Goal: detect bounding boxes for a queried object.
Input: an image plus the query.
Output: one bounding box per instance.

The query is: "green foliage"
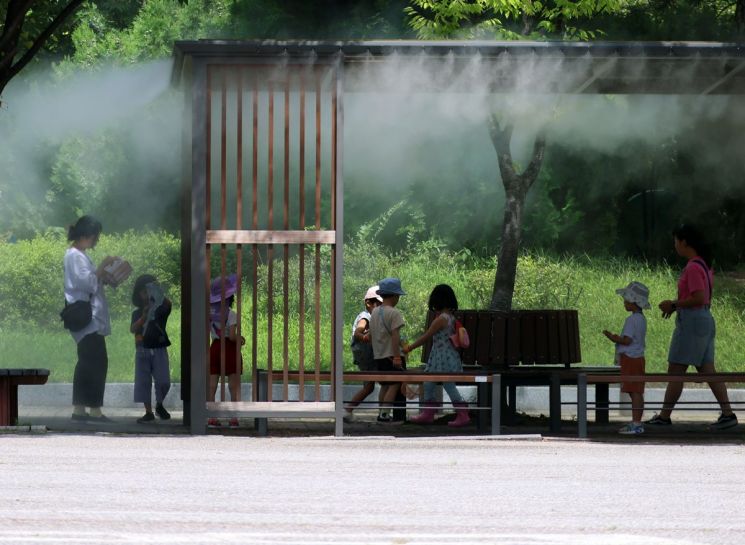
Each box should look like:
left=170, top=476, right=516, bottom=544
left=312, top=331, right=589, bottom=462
left=0, top=230, right=180, bottom=327
left=64, top=0, right=234, bottom=67
left=228, top=0, right=411, bottom=40
left=405, top=0, right=626, bottom=40
left=5, top=235, right=745, bottom=382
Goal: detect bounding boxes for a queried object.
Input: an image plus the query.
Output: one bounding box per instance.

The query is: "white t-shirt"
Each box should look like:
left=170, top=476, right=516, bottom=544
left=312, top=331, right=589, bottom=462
left=211, top=309, right=237, bottom=339
left=63, top=247, right=111, bottom=343
left=616, top=312, right=646, bottom=359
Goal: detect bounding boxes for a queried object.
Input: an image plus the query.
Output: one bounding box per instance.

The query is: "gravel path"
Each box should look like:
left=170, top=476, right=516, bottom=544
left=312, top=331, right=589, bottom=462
left=1, top=434, right=744, bottom=544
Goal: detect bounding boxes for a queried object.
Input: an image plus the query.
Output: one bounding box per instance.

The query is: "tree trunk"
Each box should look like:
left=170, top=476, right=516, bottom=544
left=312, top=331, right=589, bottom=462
left=487, top=114, right=546, bottom=311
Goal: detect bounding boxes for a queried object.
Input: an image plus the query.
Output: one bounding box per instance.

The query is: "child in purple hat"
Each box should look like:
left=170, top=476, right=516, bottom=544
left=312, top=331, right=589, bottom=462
left=208, top=274, right=243, bottom=428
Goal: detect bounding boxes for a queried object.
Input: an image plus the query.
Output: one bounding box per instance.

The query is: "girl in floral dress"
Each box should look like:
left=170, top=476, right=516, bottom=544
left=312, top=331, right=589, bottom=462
left=403, top=284, right=470, bottom=427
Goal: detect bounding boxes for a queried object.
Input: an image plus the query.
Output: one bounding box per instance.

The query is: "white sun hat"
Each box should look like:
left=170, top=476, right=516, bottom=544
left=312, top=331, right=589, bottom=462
left=615, top=281, right=651, bottom=309
left=364, top=286, right=383, bottom=303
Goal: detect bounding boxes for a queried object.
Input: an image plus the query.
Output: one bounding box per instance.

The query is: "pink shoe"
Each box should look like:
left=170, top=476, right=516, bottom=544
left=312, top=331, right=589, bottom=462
left=410, top=403, right=438, bottom=425
left=229, top=417, right=240, bottom=428
left=448, top=403, right=471, bottom=428
left=207, top=418, right=221, bottom=428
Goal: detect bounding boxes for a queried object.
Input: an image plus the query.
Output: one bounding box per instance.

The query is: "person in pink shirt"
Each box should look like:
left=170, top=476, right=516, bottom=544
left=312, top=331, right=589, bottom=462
left=646, top=224, right=737, bottom=430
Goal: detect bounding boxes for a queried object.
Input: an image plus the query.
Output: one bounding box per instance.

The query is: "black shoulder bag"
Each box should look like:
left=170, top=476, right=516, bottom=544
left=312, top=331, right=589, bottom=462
left=60, top=298, right=92, bottom=332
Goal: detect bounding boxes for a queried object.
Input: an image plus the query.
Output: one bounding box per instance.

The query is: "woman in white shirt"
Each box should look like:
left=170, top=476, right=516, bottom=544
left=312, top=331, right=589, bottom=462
left=64, top=216, right=115, bottom=422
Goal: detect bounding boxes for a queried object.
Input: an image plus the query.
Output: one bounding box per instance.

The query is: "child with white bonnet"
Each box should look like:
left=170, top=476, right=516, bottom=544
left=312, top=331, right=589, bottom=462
left=602, top=281, right=650, bottom=435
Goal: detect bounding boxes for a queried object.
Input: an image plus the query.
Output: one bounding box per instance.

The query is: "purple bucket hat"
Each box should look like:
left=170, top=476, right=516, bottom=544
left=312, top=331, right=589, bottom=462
left=209, top=274, right=238, bottom=303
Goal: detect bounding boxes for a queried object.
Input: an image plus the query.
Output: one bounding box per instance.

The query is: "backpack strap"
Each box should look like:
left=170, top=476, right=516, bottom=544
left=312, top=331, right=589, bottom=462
left=691, top=258, right=713, bottom=301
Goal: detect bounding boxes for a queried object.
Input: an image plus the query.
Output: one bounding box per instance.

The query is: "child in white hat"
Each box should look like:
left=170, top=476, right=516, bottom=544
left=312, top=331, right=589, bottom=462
left=344, top=286, right=383, bottom=423
left=602, top=281, right=650, bottom=435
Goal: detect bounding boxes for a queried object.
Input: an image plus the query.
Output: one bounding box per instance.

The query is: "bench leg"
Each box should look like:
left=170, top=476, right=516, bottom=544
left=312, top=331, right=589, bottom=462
left=549, top=373, right=561, bottom=433
left=491, top=374, right=501, bottom=436
left=595, top=383, right=610, bottom=424
left=255, top=371, right=268, bottom=436
left=0, top=379, right=12, bottom=426
left=577, top=374, right=587, bottom=438
left=477, top=383, right=488, bottom=433
left=507, top=384, right=517, bottom=420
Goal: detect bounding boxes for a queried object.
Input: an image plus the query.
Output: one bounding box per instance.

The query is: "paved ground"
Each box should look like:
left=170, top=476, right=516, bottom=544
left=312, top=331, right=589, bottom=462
left=1, top=431, right=744, bottom=545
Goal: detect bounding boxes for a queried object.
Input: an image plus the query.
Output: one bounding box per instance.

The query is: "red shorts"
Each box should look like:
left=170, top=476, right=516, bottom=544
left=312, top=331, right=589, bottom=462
left=209, top=338, right=243, bottom=376
left=619, top=354, right=645, bottom=394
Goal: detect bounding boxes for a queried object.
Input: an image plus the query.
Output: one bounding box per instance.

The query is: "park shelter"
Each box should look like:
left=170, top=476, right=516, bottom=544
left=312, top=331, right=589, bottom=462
left=172, top=40, right=745, bottom=435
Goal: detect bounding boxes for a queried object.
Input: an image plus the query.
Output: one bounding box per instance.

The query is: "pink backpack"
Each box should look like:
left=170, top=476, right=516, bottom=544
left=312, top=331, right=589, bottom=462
left=449, top=317, right=470, bottom=349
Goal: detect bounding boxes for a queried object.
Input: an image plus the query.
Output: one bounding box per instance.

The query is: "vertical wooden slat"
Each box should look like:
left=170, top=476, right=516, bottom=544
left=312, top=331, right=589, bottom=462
left=236, top=69, right=244, bottom=399
left=298, top=75, right=306, bottom=400
left=219, top=68, right=228, bottom=402
left=558, top=310, right=570, bottom=366
left=535, top=312, right=548, bottom=364
left=572, top=310, right=582, bottom=362
left=476, top=312, right=493, bottom=366
left=461, top=310, right=478, bottom=364
left=282, top=75, right=290, bottom=401
left=251, top=74, right=259, bottom=401
left=314, top=73, right=322, bottom=401
left=547, top=311, right=560, bottom=364
left=506, top=314, right=521, bottom=365
left=520, top=311, right=536, bottom=365
left=267, top=81, right=274, bottom=402
left=205, top=66, right=213, bottom=400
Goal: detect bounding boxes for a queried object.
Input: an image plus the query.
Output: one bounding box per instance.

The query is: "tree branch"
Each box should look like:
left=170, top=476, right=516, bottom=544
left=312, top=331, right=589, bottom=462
left=487, top=113, right=517, bottom=183
left=521, top=133, right=547, bottom=184
left=2, top=0, right=84, bottom=84
left=0, top=0, right=35, bottom=53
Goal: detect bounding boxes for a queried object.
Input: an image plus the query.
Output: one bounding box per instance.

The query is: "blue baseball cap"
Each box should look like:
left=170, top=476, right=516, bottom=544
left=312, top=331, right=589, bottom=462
left=376, top=277, right=406, bottom=296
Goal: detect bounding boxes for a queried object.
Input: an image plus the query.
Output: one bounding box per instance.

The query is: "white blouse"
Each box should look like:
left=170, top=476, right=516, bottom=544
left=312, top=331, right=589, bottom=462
left=63, top=247, right=111, bottom=342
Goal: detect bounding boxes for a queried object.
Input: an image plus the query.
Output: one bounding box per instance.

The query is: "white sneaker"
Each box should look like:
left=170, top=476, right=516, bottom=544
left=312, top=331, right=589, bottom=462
left=618, top=422, right=644, bottom=435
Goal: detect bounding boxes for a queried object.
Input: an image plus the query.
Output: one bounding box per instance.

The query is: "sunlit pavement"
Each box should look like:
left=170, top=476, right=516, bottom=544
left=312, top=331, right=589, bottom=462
left=1, top=433, right=744, bottom=545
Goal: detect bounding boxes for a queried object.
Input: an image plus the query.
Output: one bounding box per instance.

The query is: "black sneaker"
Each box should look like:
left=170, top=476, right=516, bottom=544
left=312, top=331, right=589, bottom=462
left=710, top=413, right=738, bottom=431
left=137, top=412, right=155, bottom=423
left=155, top=403, right=171, bottom=420
left=376, top=414, right=392, bottom=423
left=89, top=414, right=114, bottom=423
left=71, top=413, right=89, bottom=422
left=645, top=414, right=672, bottom=426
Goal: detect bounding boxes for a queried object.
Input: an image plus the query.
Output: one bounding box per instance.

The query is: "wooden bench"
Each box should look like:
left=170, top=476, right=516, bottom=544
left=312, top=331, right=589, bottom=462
left=0, top=369, right=50, bottom=426
left=422, top=309, right=582, bottom=367
left=242, top=369, right=502, bottom=435
left=244, top=367, right=620, bottom=435
left=576, top=372, right=745, bottom=438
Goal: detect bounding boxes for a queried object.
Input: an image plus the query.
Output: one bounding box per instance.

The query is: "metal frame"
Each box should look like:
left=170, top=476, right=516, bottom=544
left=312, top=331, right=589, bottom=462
left=174, top=40, right=745, bottom=436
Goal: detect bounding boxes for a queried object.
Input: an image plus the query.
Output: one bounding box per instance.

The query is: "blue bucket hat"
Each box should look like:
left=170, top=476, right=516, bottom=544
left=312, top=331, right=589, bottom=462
left=376, top=277, right=406, bottom=296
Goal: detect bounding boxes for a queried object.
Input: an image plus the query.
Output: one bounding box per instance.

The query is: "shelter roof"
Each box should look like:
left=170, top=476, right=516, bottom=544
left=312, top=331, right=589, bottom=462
left=173, top=40, right=745, bottom=94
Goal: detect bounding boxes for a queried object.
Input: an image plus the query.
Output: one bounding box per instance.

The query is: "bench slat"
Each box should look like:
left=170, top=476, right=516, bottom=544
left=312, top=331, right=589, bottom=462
left=207, top=401, right=336, bottom=418
left=586, top=373, right=745, bottom=384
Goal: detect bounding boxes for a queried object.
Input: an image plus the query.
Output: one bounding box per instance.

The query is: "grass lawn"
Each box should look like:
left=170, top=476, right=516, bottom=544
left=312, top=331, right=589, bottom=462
left=2, top=253, right=744, bottom=383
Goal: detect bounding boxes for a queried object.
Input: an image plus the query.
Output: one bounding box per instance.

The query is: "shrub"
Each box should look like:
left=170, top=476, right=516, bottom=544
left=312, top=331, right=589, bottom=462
left=0, top=230, right=180, bottom=327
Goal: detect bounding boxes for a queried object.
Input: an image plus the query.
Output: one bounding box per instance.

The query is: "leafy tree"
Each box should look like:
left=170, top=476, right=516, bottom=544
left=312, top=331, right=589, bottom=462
left=229, top=0, right=411, bottom=39
left=406, top=0, right=626, bottom=310
left=0, top=0, right=86, bottom=102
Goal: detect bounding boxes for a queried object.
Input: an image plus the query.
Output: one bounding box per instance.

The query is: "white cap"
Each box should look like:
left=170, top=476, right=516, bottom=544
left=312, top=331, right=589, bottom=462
left=364, top=286, right=383, bottom=303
